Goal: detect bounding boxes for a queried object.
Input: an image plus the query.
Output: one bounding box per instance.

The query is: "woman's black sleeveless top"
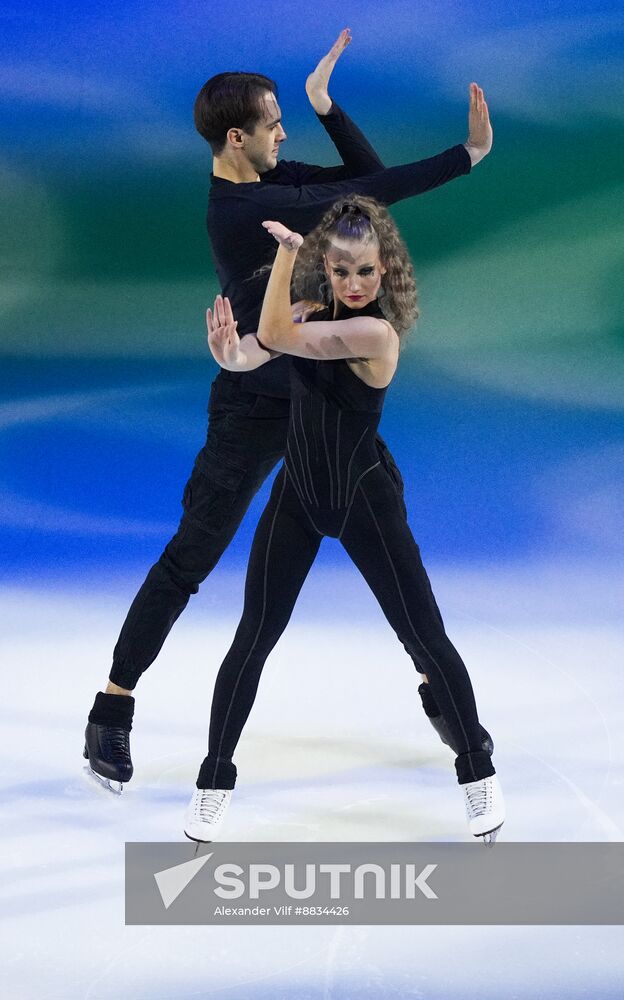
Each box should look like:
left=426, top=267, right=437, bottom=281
left=285, top=298, right=388, bottom=513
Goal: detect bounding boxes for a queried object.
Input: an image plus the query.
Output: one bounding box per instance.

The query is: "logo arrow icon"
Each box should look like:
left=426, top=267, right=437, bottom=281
left=154, top=853, right=213, bottom=909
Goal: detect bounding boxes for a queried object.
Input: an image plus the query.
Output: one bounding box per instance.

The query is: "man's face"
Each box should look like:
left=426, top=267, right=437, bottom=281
left=242, top=92, right=287, bottom=174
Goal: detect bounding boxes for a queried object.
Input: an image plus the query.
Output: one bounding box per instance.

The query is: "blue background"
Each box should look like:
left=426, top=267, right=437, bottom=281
left=1, top=0, right=622, bottom=579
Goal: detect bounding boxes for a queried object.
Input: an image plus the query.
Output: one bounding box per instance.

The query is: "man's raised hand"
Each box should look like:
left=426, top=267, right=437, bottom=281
left=464, top=83, right=493, bottom=166
left=305, top=28, right=352, bottom=116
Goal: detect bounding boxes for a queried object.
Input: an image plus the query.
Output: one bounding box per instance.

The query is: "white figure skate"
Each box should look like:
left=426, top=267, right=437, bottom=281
left=463, top=774, right=505, bottom=846
left=184, top=788, right=232, bottom=842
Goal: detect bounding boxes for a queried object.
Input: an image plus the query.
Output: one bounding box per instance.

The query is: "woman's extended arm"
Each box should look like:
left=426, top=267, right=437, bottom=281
left=255, top=226, right=303, bottom=350
left=207, top=296, right=280, bottom=371
left=257, top=221, right=393, bottom=361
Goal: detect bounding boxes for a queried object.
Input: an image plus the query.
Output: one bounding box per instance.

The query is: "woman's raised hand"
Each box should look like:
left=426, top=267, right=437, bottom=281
left=206, top=294, right=244, bottom=369
left=262, top=220, right=304, bottom=251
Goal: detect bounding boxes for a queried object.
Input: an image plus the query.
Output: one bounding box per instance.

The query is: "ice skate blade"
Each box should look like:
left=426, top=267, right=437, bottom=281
left=476, top=824, right=503, bottom=847
left=83, top=763, right=123, bottom=795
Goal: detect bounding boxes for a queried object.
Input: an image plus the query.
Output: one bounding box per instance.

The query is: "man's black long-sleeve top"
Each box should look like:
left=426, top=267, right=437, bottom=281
left=206, top=102, right=471, bottom=396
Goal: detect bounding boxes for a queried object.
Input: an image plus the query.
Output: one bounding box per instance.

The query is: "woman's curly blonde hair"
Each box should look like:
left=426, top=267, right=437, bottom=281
left=291, top=195, right=418, bottom=340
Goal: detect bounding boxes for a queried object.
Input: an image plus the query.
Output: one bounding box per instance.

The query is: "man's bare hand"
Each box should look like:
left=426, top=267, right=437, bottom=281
left=305, top=28, right=352, bottom=116
left=464, top=82, right=493, bottom=167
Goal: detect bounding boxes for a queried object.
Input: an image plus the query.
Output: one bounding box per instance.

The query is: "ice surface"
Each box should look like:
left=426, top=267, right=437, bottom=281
left=1, top=563, right=623, bottom=999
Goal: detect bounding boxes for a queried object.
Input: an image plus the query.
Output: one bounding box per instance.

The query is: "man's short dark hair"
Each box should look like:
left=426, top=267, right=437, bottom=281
left=194, top=72, right=278, bottom=155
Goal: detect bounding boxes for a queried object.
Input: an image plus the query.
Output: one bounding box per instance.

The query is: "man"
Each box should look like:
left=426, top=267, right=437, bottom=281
left=84, top=29, right=493, bottom=792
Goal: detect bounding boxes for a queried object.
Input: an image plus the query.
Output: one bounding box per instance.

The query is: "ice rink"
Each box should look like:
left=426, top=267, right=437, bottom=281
left=2, top=556, right=623, bottom=998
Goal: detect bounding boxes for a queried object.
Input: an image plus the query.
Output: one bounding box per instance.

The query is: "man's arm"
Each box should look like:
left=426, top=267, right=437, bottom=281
left=296, top=102, right=385, bottom=183
left=264, top=29, right=385, bottom=187
left=244, top=143, right=471, bottom=234
left=305, top=28, right=385, bottom=179
left=243, top=83, right=491, bottom=233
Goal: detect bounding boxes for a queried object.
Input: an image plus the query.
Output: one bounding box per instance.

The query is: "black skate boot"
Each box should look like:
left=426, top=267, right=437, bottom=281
left=418, top=683, right=494, bottom=756
left=83, top=692, right=134, bottom=794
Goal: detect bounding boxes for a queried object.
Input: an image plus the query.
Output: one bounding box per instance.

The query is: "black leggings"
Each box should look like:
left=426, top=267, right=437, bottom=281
left=198, top=463, right=494, bottom=789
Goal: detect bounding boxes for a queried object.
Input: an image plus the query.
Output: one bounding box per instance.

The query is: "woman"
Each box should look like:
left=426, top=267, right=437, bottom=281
left=184, top=197, right=504, bottom=844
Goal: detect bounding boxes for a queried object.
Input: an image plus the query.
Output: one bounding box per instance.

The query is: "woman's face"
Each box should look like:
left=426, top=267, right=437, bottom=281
left=323, top=237, right=386, bottom=310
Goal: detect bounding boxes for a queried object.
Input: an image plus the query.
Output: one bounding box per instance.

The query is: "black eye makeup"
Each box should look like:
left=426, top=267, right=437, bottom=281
left=331, top=267, right=376, bottom=277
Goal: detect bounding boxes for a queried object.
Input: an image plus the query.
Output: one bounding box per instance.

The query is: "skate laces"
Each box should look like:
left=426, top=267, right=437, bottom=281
left=102, top=727, right=131, bottom=762
left=195, top=789, right=228, bottom=821
left=464, top=778, right=492, bottom=817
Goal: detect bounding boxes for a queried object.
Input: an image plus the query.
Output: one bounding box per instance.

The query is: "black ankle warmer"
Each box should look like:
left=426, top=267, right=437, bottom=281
left=197, top=755, right=237, bottom=790
left=455, top=750, right=495, bottom=785
left=88, top=691, right=135, bottom=731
